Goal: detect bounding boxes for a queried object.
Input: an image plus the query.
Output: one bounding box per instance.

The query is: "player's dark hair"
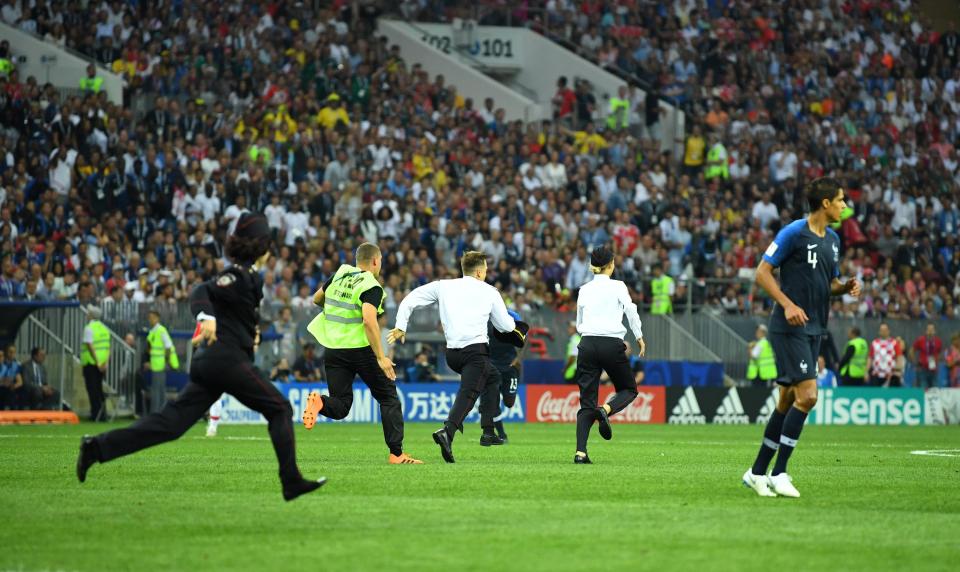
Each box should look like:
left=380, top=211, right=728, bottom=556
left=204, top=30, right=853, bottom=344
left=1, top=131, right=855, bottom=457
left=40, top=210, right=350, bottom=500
left=851, top=327, right=861, bottom=336
left=806, top=177, right=842, bottom=212
left=225, top=234, right=271, bottom=265
left=30, top=347, right=42, bottom=358
left=461, top=251, right=487, bottom=276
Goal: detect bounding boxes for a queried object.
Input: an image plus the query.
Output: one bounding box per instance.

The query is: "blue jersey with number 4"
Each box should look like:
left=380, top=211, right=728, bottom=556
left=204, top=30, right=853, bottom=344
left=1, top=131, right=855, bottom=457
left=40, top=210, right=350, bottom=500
left=762, top=219, right=840, bottom=335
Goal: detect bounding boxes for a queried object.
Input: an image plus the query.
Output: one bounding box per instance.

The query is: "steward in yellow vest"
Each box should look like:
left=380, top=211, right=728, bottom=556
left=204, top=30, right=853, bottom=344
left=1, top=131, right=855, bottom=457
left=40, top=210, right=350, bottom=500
left=81, top=305, right=111, bottom=421
left=650, top=264, right=674, bottom=315
left=563, top=322, right=581, bottom=382
left=146, top=309, right=179, bottom=413
left=304, top=242, right=421, bottom=464
left=748, top=324, right=778, bottom=384
left=839, top=327, right=868, bottom=385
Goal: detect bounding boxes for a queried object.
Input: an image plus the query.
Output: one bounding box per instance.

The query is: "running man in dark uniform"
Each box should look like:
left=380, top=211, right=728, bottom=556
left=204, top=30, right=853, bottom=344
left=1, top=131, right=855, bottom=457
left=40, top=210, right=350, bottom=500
left=743, top=178, right=861, bottom=498
left=76, top=213, right=325, bottom=501
left=478, top=309, right=524, bottom=445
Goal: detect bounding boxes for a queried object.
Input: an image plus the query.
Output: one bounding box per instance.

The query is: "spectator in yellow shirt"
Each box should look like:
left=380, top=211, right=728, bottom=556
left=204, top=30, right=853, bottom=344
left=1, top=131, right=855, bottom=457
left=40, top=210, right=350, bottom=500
left=563, top=123, right=608, bottom=155
left=264, top=104, right=297, bottom=144
left=412, top=139, right=434, bottom=181
left=683, top=124, right=705, bottom=176
left=317, top=93, right=350, bottom=131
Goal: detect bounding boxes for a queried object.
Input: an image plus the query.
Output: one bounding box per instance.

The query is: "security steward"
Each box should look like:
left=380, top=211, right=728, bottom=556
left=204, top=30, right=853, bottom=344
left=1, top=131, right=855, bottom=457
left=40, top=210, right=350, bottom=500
left=477, top=308, right=525, bottom=445
left=77, top=213, right=325, bottom=501
left=301, top=242, right=422, bottom=465
left=389, top=251, right=529, bottom=463
left=145, top=309, right=179, bottom=413
left=81, top=305, right=111, bottom=422
left=838, top=326, right=868, bottom=386
left=747, top=324, right=777, bottom=386
left=573, top=246, right=646, bottom=464
left=562, top=321, right=581, bottom=383
left=650, top=263, right=674, bottom=315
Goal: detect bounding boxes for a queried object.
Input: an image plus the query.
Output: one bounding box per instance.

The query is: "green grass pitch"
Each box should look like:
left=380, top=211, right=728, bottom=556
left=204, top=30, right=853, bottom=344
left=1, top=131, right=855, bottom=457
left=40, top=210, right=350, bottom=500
left=3, top=422, right=958, bottom=571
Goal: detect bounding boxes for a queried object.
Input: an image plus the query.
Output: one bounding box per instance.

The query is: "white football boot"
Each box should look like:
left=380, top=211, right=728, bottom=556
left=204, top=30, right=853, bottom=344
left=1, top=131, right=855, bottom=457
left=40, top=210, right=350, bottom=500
left=742, top=469, right=777, bottom=497
left=768, top=473, right=800, bottom=498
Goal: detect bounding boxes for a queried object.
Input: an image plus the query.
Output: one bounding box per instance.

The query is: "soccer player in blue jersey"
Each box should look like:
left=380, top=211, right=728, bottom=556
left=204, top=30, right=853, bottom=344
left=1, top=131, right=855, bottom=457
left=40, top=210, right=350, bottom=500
left=743, top=178, right=861, bottom=498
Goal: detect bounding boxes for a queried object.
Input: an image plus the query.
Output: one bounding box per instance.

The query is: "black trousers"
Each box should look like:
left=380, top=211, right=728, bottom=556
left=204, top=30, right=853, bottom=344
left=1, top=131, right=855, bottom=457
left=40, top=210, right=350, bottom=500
left=83, top=364, right=107, bottom=421
left=318, top=346, right=404, bottom=456
left=479, top=365, right=519, bottom=421
left=22, top=385, right=61, bottom=410
left=575, top=336, right=639, bottom=452
left=445, top=344, right=500, bottom=433
left=94, top=346, right=303, bottom=487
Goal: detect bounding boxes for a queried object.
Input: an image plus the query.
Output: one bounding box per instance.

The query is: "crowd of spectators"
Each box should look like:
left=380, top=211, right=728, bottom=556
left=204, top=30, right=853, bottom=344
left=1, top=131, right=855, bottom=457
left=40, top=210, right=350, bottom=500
left=0, top=0, right=959, bottom=343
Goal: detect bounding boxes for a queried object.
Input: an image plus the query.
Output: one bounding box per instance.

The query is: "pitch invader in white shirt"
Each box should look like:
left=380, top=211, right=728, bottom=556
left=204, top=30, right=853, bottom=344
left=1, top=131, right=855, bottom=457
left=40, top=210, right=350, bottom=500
left=389, top=252, right=529, bottom=463
left=572, top=247, right=646, bottom=464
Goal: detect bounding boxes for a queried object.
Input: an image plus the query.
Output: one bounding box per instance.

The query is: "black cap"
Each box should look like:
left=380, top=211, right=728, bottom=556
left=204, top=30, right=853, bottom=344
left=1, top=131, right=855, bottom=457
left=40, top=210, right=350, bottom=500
left=234, top=212, right=270, bottom=240
left=590, top=246, right=613, bottom=268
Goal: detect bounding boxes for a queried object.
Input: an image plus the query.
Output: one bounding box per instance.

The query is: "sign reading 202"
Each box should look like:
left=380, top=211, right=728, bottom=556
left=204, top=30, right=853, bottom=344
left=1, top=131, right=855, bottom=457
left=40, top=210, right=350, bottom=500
left=421, top=34, right=515, bottom=59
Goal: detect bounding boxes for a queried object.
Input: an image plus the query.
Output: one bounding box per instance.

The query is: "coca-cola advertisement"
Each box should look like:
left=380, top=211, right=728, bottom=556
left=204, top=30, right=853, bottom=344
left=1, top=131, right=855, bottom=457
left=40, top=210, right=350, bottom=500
left=526, top=385, right=666, bottom=424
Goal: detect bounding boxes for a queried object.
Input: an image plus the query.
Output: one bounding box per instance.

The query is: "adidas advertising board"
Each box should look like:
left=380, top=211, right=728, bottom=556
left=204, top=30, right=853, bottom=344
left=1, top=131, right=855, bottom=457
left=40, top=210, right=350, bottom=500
left=665, top=387, right=782, bottom=424
left=808, top=388, right=925, bottom=426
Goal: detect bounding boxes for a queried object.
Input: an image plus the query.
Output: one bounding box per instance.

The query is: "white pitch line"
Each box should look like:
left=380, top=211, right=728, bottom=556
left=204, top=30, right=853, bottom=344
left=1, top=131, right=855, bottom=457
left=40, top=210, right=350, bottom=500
left=910, top=449, right=960, bottom=458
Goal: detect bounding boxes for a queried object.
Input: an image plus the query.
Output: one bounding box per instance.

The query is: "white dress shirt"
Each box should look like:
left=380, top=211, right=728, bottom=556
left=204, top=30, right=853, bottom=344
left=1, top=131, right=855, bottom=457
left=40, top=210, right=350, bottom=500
left=394, top=277, right=516, bottom=349
left=576, top=274, right=643, bottom=340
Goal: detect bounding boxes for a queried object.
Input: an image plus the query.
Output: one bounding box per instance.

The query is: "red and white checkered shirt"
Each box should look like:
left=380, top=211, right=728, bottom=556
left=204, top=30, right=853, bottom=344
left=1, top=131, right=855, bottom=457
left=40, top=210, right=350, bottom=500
left=869, top=337, right=901, bottom=378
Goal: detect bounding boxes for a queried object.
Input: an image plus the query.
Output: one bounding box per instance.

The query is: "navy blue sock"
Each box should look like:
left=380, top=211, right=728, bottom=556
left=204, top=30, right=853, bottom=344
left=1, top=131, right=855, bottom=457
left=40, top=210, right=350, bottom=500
left=772, top=407, right=808, bottom=476
left=751, top=409, right=786, bottom=475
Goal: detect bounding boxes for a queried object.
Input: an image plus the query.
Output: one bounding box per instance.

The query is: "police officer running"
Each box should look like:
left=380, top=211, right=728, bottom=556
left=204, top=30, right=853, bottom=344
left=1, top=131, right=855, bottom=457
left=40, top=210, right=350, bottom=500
left=145, top=309, right=179, bottom=413
left=77, top=213, right=325, bottom=501
left=301, top=242, right=422, bottom=465
left=572, top=246, right=645, bottom=464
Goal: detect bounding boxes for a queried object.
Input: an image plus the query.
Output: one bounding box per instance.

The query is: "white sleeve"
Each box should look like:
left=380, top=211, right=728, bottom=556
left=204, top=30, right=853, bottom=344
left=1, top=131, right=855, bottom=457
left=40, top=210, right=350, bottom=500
left=83, top=326, right=94, bottom=344
left=196, top=312, right=216, bottom=321
left=750, top=344, right=763, bottom=359
left=162, top=331, right=174, bottom=349
left=619, top=283, right=644, bottom=340
left=394, top=281, right=441, bottom=331
left=489, top=288, right=516, bottom=333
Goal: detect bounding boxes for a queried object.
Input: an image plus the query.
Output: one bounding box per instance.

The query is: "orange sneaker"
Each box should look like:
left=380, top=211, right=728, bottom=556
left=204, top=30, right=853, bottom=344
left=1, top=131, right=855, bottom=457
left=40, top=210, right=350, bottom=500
left=302, top=390, right=324, bottom=430
left=388, top=452, right=424, bottom=464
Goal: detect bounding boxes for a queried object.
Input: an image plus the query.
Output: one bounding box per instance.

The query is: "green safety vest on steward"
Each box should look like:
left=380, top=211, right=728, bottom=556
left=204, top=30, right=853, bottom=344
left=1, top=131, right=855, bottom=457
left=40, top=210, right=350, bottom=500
left=147, top=324, right=179, bottom=372
left=0, top=58, right=13, bottom=77
left=606, top=97, right=630, bottom=130
left=307, top=264, right=385, bottom=349
left=563, top=333, right=582, bottom=381
left=747, top=337, right=777, bottom=381
left=650, top=275, right=674, bottom=315
left=705, top=143, right=729, bottom=180
left=841, top=337, right=868, bottom=378
left=79, top=75, right=103, bottom=93
left=81, top=320, right=110, bottom=366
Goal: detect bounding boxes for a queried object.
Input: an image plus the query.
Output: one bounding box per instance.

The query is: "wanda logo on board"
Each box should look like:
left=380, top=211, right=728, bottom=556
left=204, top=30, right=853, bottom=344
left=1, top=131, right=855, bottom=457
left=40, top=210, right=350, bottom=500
left=527, top=385, right=666, bottom=424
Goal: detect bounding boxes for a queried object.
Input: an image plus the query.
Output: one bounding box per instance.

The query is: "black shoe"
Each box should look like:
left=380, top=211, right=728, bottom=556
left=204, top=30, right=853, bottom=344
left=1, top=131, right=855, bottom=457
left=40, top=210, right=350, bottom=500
left=480, top=433, right=505, bottom=447
left=596, top=407, right=612, bottom=440
left=77, top=436, right=99, bottom=483
left=494, top=420, right=508, bottom=442
left=282, top=477, right=327, bottom=501
left=432, top=428, right=455, bottom=463
left=573, top=454, right=593, bottom=464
